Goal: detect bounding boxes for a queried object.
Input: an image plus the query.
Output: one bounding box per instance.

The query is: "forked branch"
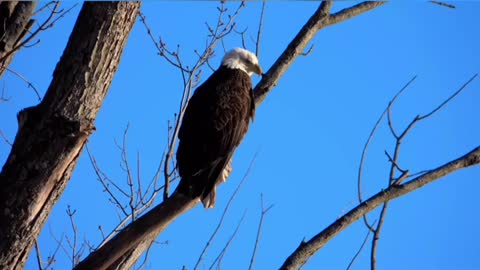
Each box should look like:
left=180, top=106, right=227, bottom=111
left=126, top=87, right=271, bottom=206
left=280, top=145, right=480, bottom=270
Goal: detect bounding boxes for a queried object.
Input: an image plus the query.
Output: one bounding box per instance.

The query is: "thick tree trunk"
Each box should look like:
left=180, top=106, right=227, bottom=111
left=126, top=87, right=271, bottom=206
left=0, top=2, right=140, bottom=269
left=0, top=1, right=37, bottom=78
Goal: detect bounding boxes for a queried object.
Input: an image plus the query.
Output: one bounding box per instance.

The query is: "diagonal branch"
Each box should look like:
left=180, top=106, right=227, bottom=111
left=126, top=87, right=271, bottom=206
left=279, top=146, right=480, bottom=270
left=254, top=1, right=385, bottom=105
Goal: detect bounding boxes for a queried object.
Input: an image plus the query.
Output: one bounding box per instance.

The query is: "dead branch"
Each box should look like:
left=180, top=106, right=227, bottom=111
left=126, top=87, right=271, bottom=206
left=357, top=77, right=417, bottom=231
left=430, top=1, right=456, bottom=9
left=368, top=74, right=477, bottom=270
left=280, top=146, right=480, bottom=270
left=73, top=192, right=197, bottom=270
left=254, top=1, right=385, bottom=105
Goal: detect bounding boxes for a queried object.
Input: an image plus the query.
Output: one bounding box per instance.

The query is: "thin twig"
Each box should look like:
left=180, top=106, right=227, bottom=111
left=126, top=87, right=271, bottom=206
left=209, top=211, right=247, bottom=270
left=255, top=0, right=266, bottom=57
left=0, top=83, right=10, bottom=103
left=0, top=2, right=77, bottom=62
left=300, top=44, right=314, bottom=56
left=0, top=129, right=12, bottom=146
left=134, top=242, right=153, bottom=270
left=1, top=67, right=41, bottom=100
left=420, top=74, right=477, bottom=120
left=346, top=221, right=376, bottom=270
left=86, top=145, right=129, bottom=216
left=249, top=194, right=274, bottom=270
left=429, top=1, right=456, bottom=9
left=66, top=206, right=79, bottom=267
left=34, top=240, right=43, bottom=270
left=49, top=228, right=69, bottom=265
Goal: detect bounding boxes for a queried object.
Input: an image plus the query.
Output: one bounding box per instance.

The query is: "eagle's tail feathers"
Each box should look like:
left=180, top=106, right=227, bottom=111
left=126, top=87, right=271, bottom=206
left=200, top=156, right=233, bottom=209
left=201, top=187, right=216, bottom=208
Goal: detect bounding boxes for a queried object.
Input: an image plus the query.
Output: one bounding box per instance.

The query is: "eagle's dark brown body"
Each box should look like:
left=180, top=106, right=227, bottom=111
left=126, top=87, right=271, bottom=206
left=176, top=65, right=255, bottom=208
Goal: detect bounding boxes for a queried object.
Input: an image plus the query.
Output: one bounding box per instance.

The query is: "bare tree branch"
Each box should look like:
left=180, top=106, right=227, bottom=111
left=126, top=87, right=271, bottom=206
left=34, top=241, right=43, bottom=270
left=368, top=73, right=477, bottom=270
left=255, top=0, right=266, bottom=57
left=357, top=76, right=417, bottom=232
left=430, top=1, right=456, bottom=9
left=420, top=74, right=477, bottom=120
left=254, top=1, right=385, bottom=105
left=74, top=192, right=197, bottom=270
left=280, top=145, right=480, bottom=270
left=326, top=2, right=385, bottom=27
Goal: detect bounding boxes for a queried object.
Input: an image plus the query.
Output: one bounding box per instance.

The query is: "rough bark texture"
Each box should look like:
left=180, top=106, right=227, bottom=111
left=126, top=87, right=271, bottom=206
left=0, top=2, right=140, bottom=269
left=0, top=1, right=37, bottom=78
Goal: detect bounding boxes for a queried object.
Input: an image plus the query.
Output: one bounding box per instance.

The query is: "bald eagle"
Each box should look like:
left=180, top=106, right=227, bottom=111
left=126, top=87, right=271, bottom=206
left=175, top=48, right=262, bottom=208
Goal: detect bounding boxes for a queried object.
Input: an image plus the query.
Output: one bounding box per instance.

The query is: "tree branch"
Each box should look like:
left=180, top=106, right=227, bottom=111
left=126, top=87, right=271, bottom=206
left=280, top=146, right=480, bottom=270
left=73, top=192, right=197, bottom=270
left=254, top=1, right=385, bottom=105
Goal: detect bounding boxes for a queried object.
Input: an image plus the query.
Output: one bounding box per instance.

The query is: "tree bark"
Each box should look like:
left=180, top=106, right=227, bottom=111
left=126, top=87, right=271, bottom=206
left=0, top=1, right=37, bottom=78
left=0, top=2, right=140, bottom=269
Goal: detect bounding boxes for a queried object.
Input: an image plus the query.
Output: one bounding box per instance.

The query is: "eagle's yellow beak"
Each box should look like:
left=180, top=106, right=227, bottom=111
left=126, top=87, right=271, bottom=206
left=252, top=63, right=263, bottom=76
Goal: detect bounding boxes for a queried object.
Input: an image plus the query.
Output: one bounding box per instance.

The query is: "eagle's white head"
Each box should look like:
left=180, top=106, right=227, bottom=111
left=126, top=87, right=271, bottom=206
left=221, top=48, right=263, bottom=77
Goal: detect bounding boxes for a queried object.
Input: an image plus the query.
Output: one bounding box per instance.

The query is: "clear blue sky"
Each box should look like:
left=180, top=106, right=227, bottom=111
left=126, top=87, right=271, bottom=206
left=0, top=1, right=479, bottom=269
